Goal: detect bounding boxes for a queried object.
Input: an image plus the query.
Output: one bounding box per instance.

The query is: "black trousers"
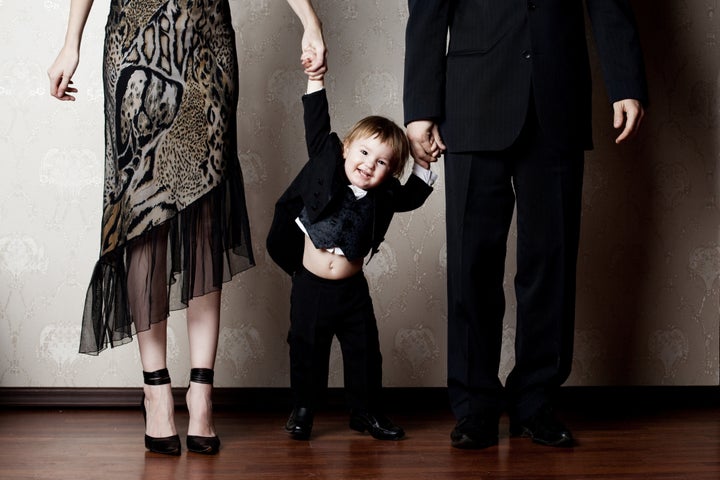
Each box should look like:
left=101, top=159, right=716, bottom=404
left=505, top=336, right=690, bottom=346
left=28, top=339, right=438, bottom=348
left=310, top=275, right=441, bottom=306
left=288, top=267, right=383, bottom=411
left=444, top=106, right=585, bottom=422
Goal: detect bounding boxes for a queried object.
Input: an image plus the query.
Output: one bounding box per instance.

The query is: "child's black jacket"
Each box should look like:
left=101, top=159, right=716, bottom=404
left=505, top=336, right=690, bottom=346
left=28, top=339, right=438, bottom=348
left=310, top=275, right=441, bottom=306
left=266, top=89, right=433, bottom=276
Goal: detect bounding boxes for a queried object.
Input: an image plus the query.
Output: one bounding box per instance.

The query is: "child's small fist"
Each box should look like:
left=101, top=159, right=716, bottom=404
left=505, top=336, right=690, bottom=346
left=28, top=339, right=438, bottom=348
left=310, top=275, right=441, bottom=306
left=301, top=48, right=315, bottom=68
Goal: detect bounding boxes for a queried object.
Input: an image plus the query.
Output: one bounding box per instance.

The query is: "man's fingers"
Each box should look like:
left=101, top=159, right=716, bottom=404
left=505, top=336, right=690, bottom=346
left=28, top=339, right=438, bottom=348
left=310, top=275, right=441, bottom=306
left=432, top=125, right=446, bottom=151
left=615, top=124, right=632, bottom=144
left=615, top=108, right=643, bottom=144
left=613, top=99, right=644, bottom=144
left=410, top=140, right=435, bottom=164
left=407, top=120, right=444, bottom=162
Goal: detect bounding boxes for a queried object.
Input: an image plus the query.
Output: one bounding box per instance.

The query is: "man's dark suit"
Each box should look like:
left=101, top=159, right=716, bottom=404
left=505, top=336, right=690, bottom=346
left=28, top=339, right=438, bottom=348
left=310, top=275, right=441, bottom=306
left=403, top=0, right=648, bottom=428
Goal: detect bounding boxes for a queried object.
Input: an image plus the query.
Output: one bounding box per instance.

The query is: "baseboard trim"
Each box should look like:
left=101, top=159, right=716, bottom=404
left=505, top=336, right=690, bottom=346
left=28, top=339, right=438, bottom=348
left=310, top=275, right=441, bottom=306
left=0, top=387, right=448, bottom=411
left=1, top=386, right=718, bottom=411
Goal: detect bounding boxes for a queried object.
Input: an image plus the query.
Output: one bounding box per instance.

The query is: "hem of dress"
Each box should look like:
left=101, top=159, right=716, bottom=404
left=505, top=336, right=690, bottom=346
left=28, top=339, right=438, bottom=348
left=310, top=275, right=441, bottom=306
left=78, top=178, right=255, bottom=356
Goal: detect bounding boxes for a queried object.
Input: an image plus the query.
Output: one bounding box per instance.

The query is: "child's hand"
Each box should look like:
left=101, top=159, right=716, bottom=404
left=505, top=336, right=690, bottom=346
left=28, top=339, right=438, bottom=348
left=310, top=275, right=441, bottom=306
left=413, top=157, right=431, bottom=170
left=301, top=48, right=314, bottom=69
left=301, top=47, right=325, bottom=81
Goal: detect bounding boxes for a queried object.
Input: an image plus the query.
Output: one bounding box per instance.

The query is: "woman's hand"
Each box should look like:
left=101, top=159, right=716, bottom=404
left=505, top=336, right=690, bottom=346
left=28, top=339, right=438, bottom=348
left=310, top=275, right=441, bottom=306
left=300, top=25, right=327, bottom=81
left=48, top=48, right=80, bottom=101
left=285, top=1, right=327, bottom=80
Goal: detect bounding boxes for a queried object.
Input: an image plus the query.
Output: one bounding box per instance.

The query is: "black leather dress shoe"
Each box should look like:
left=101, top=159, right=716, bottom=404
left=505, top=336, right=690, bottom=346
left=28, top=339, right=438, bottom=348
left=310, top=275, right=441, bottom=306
left=285, top=407, right=313, bottom=440
left=349, top=409, right=405, bottom=440
left=510, top=405, right=575, bottom=447
left=450, top=413, right=499, bottom=449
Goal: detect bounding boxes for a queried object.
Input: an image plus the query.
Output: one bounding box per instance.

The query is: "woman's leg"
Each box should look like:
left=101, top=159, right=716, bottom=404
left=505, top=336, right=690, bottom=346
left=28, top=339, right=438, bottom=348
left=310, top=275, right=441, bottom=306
left=127, top=226, right=176, bottom=440
left=186, top=290, right=221, bottom=438
left=137, top=323, right=177, bottom=439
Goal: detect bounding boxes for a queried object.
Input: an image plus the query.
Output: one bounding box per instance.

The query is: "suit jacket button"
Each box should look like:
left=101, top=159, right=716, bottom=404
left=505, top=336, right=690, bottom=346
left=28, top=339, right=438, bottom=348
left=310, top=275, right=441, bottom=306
left=528, top=2, right=536, bottom=10
left=522, top=50, right=532, bottom=59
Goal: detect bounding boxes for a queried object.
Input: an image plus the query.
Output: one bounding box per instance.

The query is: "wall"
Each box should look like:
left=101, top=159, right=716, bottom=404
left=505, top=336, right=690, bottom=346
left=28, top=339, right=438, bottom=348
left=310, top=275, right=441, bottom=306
left=0, top=0, right=716, bottom=389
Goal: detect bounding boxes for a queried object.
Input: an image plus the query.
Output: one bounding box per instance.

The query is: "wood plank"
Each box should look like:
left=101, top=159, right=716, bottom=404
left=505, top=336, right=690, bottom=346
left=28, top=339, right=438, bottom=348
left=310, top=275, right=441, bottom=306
left=0, top=407, right=718, bottom=479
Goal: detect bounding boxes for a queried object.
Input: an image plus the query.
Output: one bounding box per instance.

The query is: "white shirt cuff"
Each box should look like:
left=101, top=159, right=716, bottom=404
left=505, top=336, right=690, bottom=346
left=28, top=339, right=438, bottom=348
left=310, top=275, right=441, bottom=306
left=412, top=164, right=438, bottom=186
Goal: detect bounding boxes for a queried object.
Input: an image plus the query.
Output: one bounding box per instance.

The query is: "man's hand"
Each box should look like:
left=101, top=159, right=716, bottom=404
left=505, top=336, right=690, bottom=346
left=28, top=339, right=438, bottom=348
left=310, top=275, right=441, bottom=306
left=613, top=99, right=644, bottom=144
left=406, top=120, right=446, bottom=168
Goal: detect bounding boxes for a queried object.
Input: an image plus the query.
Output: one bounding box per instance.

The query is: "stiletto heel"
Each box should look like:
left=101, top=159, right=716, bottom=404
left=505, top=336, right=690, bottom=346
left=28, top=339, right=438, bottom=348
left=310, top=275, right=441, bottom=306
left=142, top=368, right=181, bottom=456
left=186, top=368, right=220, bottom=454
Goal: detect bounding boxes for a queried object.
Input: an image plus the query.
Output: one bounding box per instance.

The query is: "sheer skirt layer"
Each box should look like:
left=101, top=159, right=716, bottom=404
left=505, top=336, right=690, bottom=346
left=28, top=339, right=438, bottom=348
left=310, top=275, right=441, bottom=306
left=79, top=172, right=254, bottom=355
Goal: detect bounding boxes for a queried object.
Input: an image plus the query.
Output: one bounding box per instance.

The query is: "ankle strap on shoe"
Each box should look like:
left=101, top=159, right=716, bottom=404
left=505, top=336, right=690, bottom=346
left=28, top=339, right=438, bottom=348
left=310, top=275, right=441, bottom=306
left=189, top=368, right=214, bottom=385
left=143, top=368, right=171, bottom=386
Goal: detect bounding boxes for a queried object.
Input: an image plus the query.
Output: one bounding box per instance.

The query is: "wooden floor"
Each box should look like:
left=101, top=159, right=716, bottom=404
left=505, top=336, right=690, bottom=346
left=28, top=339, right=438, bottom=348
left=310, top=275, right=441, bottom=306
left=1, top=406, right=719, bottom=480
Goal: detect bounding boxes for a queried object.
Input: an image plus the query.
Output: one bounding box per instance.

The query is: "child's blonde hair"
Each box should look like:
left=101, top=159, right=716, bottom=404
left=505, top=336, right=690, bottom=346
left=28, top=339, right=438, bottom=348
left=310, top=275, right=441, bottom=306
left=343, top=116, right=410, bottom=178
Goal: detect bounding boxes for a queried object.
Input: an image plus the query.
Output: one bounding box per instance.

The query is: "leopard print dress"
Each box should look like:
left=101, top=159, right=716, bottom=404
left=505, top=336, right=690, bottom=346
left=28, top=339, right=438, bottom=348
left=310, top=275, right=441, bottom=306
left=80, top=0, right=254, bottom=354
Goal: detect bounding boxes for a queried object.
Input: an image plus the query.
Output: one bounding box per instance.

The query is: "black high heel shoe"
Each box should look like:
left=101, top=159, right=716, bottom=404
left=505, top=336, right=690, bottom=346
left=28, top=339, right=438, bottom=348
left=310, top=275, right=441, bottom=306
left=186, top=368, right=220, bottom=454
left=141, top=368, right=181, bottom=456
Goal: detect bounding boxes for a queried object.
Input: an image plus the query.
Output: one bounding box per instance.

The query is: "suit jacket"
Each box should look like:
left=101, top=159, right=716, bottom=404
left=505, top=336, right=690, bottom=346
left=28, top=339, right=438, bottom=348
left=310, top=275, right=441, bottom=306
left=403, top=0, right=649, bottom=152
left=267, top=89, right=433, bottom=276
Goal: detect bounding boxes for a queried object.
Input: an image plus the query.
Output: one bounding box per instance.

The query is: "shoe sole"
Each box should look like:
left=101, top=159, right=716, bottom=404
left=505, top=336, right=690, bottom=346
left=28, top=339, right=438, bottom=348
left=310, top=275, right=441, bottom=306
left=350, top=420, right=404, bottom=441
left=450, top=433, right=498, bottom=449
left=285, top=427, right=311, bottom=440
left=511, top=427, right=575, bottom=447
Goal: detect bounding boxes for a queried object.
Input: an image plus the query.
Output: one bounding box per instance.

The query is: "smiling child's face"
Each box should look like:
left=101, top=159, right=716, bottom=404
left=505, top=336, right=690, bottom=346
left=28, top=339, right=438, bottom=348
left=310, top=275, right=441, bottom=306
left=343, top=134, right=395, bottom=190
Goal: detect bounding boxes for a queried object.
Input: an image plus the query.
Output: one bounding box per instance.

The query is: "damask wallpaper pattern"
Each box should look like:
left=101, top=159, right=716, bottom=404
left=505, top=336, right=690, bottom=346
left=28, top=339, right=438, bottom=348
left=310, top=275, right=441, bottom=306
left=0, top=0, right=717, bottom=388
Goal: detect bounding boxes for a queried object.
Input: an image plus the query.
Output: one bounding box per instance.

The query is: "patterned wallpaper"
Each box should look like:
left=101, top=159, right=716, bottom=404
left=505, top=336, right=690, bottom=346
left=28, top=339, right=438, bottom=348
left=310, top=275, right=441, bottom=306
left=0, top=0, right=717, bottom=389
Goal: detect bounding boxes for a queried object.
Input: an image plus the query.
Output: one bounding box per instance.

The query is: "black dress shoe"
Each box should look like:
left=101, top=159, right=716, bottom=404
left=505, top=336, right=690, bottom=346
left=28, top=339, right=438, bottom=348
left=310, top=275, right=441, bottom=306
left=450, top=413, right=499, bottom=449
left=285, top=407, right=313, bottom=440
left=510, top=405, right=575, bottom=447
left=349, top=409, right=405, bottom=440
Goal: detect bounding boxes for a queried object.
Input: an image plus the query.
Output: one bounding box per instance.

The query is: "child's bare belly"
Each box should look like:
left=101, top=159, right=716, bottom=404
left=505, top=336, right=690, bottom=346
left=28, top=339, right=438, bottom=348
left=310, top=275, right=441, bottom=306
left=302, top=236, right=363, bottom=280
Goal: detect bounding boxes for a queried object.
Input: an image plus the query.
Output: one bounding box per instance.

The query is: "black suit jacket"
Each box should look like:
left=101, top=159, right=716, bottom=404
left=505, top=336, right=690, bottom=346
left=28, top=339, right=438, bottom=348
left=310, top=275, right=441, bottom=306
left=267, top=89, right=433, bottom=276
left=403, top=0, right=649, bottom=152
